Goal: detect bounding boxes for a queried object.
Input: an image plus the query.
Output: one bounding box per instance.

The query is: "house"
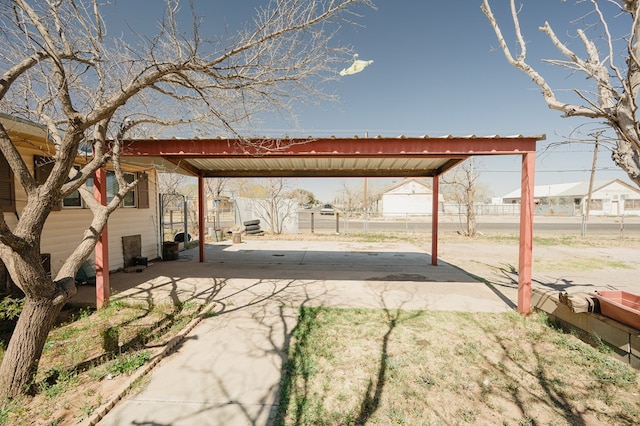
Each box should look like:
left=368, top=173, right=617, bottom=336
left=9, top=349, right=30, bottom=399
left=0, top=114, right=161, bottom=284
left=500, top=179, right=640, bottom=216
left=381, top=178, right=444, bottom=216
left=209, top=194, right=232, bottom=213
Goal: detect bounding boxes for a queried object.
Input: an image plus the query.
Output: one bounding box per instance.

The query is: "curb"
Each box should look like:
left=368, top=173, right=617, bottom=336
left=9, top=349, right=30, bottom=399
left=81, top=300, right=218, bottom=426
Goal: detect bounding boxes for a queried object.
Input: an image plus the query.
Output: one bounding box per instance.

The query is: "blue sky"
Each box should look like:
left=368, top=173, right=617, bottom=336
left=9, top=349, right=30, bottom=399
left=105, top=1, right=632, bottom=202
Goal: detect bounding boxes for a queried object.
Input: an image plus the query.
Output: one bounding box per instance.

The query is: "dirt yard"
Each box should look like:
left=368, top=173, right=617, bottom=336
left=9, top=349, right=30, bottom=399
left=435, top=233, right=640, bottom=306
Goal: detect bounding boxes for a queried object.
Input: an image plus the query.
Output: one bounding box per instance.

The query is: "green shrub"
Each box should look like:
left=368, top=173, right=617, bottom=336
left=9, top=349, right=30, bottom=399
left=0, top=297, right=23, bottom=321
left=107, top=351, right=151, bottom=376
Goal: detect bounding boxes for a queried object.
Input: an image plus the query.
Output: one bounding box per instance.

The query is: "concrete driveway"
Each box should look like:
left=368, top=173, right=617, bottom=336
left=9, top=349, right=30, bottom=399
left=91, top=239, right=513, bottom=425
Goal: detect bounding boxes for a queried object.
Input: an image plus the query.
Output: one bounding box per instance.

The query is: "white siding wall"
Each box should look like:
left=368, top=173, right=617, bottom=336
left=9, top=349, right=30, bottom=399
left=590, top=181, right=640, bottom=216
left=382, top=180, right=434, bottom=216
left=382, top=193, right=433, bottom=216
left=40, top=190, right=159, bottom=275
left=4, top=145, right=160, bottom=277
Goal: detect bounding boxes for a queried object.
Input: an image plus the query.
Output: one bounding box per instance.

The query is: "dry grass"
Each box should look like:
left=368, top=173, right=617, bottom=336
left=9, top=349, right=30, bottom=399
left=2, top=230, right=640, bottom=425
left=276, top=307, right=640, bottom=425
left=0, top=299, right=202, bottom=426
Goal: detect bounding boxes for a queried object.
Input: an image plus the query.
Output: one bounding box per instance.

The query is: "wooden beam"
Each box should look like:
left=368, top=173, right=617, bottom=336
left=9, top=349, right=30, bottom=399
left=518, top=152, right=536, bottom=315
left=94, top=168, right=109, bottom=309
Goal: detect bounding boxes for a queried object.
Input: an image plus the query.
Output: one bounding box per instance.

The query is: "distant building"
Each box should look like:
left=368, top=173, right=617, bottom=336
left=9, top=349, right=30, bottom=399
left=207, top=194, right=232, bottom=212
left=381, top=178, right=444, bottom=216
left=500, top=179, right=640, bottom=216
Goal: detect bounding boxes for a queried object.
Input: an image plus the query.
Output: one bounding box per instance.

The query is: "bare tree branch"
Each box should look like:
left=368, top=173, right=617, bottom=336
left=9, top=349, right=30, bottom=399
left=0, top=0, right=374, bottom=398
left=482, top=0, right=640, bottom=186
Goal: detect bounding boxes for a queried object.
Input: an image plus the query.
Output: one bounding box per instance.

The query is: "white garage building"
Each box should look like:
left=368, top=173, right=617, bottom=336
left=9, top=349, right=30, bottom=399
left=381, top=178, right=444, bottom=216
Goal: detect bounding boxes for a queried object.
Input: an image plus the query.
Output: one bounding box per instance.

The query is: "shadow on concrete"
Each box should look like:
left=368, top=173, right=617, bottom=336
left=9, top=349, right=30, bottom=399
left=84, top=240, right=518, bottom=426
left=70, top=241, right=480, bottom=309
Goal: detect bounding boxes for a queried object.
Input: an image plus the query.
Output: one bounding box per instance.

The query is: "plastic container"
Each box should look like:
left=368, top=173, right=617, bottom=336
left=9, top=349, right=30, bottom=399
left=591, top=291, right=640, bottom=330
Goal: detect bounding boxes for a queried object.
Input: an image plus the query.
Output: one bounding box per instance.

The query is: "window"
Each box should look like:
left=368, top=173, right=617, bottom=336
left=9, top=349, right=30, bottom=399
left=122, top=173, right=136, bottom=207
left=589, top=199, right=603, bottom=210
left=63, top=189, right=83, bottom=208
left=62, top=166, right=83, bottom=208
left=625, top=199, right=640, bottom=210
left=104, top=171, right=135, bottom=207
left=0, top=151, right=15, bottom=212
left=85, top=171, right=148, bottom=209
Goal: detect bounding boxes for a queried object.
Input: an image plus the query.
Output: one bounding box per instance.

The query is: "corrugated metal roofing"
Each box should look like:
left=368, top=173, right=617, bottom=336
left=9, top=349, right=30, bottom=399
left=120, top=134, right=543, bottom=178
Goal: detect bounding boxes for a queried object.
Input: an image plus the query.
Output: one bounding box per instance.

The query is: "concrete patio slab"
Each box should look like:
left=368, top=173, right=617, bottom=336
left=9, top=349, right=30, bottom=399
left=87, top=240, right=513, bottom=425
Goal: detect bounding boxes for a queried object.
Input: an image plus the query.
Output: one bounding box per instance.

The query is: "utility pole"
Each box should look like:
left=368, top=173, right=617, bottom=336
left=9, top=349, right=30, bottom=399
left=586, top=132, right=601, bottom=220
left=582, top=131, right=601, bottom=237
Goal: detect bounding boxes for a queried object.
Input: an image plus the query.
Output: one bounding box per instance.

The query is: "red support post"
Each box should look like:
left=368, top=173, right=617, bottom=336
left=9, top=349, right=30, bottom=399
left=518, top=152, right=536, bottom=315
left=94, top=168, right=110, bottom=309
left=431, top=174, right=439, bottom=266
left=198, top=174, right=205, bottom=262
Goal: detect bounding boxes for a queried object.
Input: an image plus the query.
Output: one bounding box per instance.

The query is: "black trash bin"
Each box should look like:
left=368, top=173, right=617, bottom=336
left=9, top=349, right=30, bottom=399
left=162, top=241, right=179, bottom=261
left=173, top=232, right=192, bottom=243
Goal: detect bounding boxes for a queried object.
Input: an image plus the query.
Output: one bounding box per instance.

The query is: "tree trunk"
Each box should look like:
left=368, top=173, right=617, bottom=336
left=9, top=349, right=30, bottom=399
left=0, top=296, right=63, bottom=398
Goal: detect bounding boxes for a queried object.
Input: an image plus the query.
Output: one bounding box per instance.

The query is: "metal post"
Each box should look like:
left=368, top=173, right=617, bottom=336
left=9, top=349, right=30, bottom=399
left=94, top=168, right=109, bottom=309
left=311, top=212, right=315, bottom=234
left=432, top=174, right=440, bottom=266
left=198, top=174, right=205, bottom=262
left=183, top=195, right=188, bottom=251
left=336, top=212, right=340, bottom=234
left=518, top=152, right=535, bottom=315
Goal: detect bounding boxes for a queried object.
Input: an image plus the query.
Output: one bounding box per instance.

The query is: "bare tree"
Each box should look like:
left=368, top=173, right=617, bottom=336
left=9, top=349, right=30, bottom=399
left=206, top=178, right=230, bottom=199
left=252, top=178, right=297, bottom=234
left=442, top=159, right=484, bottom=237
left=482, top=0, right=640, bottom=187
left=0, top=0, right=373, bottom=398
left=206, top=177, right=230, bottom=225
left=340, top=181, right=363, bottom=214
left=158, top=173, right=192, bottom=195
left=288, top=187, right=317, bottom=207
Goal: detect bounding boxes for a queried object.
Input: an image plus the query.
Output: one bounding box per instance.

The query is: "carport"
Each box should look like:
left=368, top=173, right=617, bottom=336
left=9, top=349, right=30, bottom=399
left=96, top=135, right=542, bottom=314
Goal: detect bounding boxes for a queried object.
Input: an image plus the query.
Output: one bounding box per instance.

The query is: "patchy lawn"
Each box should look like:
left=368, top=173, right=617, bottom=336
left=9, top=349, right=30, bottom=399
left=0, top=299, right=207, bottom=426
left=276, top=307, right=640, bottom=425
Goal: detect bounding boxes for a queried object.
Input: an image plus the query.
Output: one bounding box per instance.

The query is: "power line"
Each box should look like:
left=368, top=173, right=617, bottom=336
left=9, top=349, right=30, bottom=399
left=480, top=168, right=625, bottom=173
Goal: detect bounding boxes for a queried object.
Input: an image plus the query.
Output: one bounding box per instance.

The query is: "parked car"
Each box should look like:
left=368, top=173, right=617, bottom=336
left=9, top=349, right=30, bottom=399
left=320, top=204, right=335, bottom=215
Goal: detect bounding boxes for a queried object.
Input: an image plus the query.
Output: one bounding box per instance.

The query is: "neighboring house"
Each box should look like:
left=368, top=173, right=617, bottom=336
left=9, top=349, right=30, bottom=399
left=381, top=178, right=443, bottom=216
left=501, top=179, right=640, bottom=216
left=0, top=114, right=160, bottom=281
left=208, top=194, right=232, bottom=213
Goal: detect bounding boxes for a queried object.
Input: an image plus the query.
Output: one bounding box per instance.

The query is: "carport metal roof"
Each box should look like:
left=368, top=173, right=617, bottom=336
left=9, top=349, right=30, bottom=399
left=94, top=135, right=543, bottom=315
left=120, top=134, right=539, bottom=178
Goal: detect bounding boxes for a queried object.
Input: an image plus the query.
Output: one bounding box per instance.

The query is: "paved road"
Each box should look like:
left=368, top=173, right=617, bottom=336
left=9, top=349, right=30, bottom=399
left=299, top=211, right=639, bottom=235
